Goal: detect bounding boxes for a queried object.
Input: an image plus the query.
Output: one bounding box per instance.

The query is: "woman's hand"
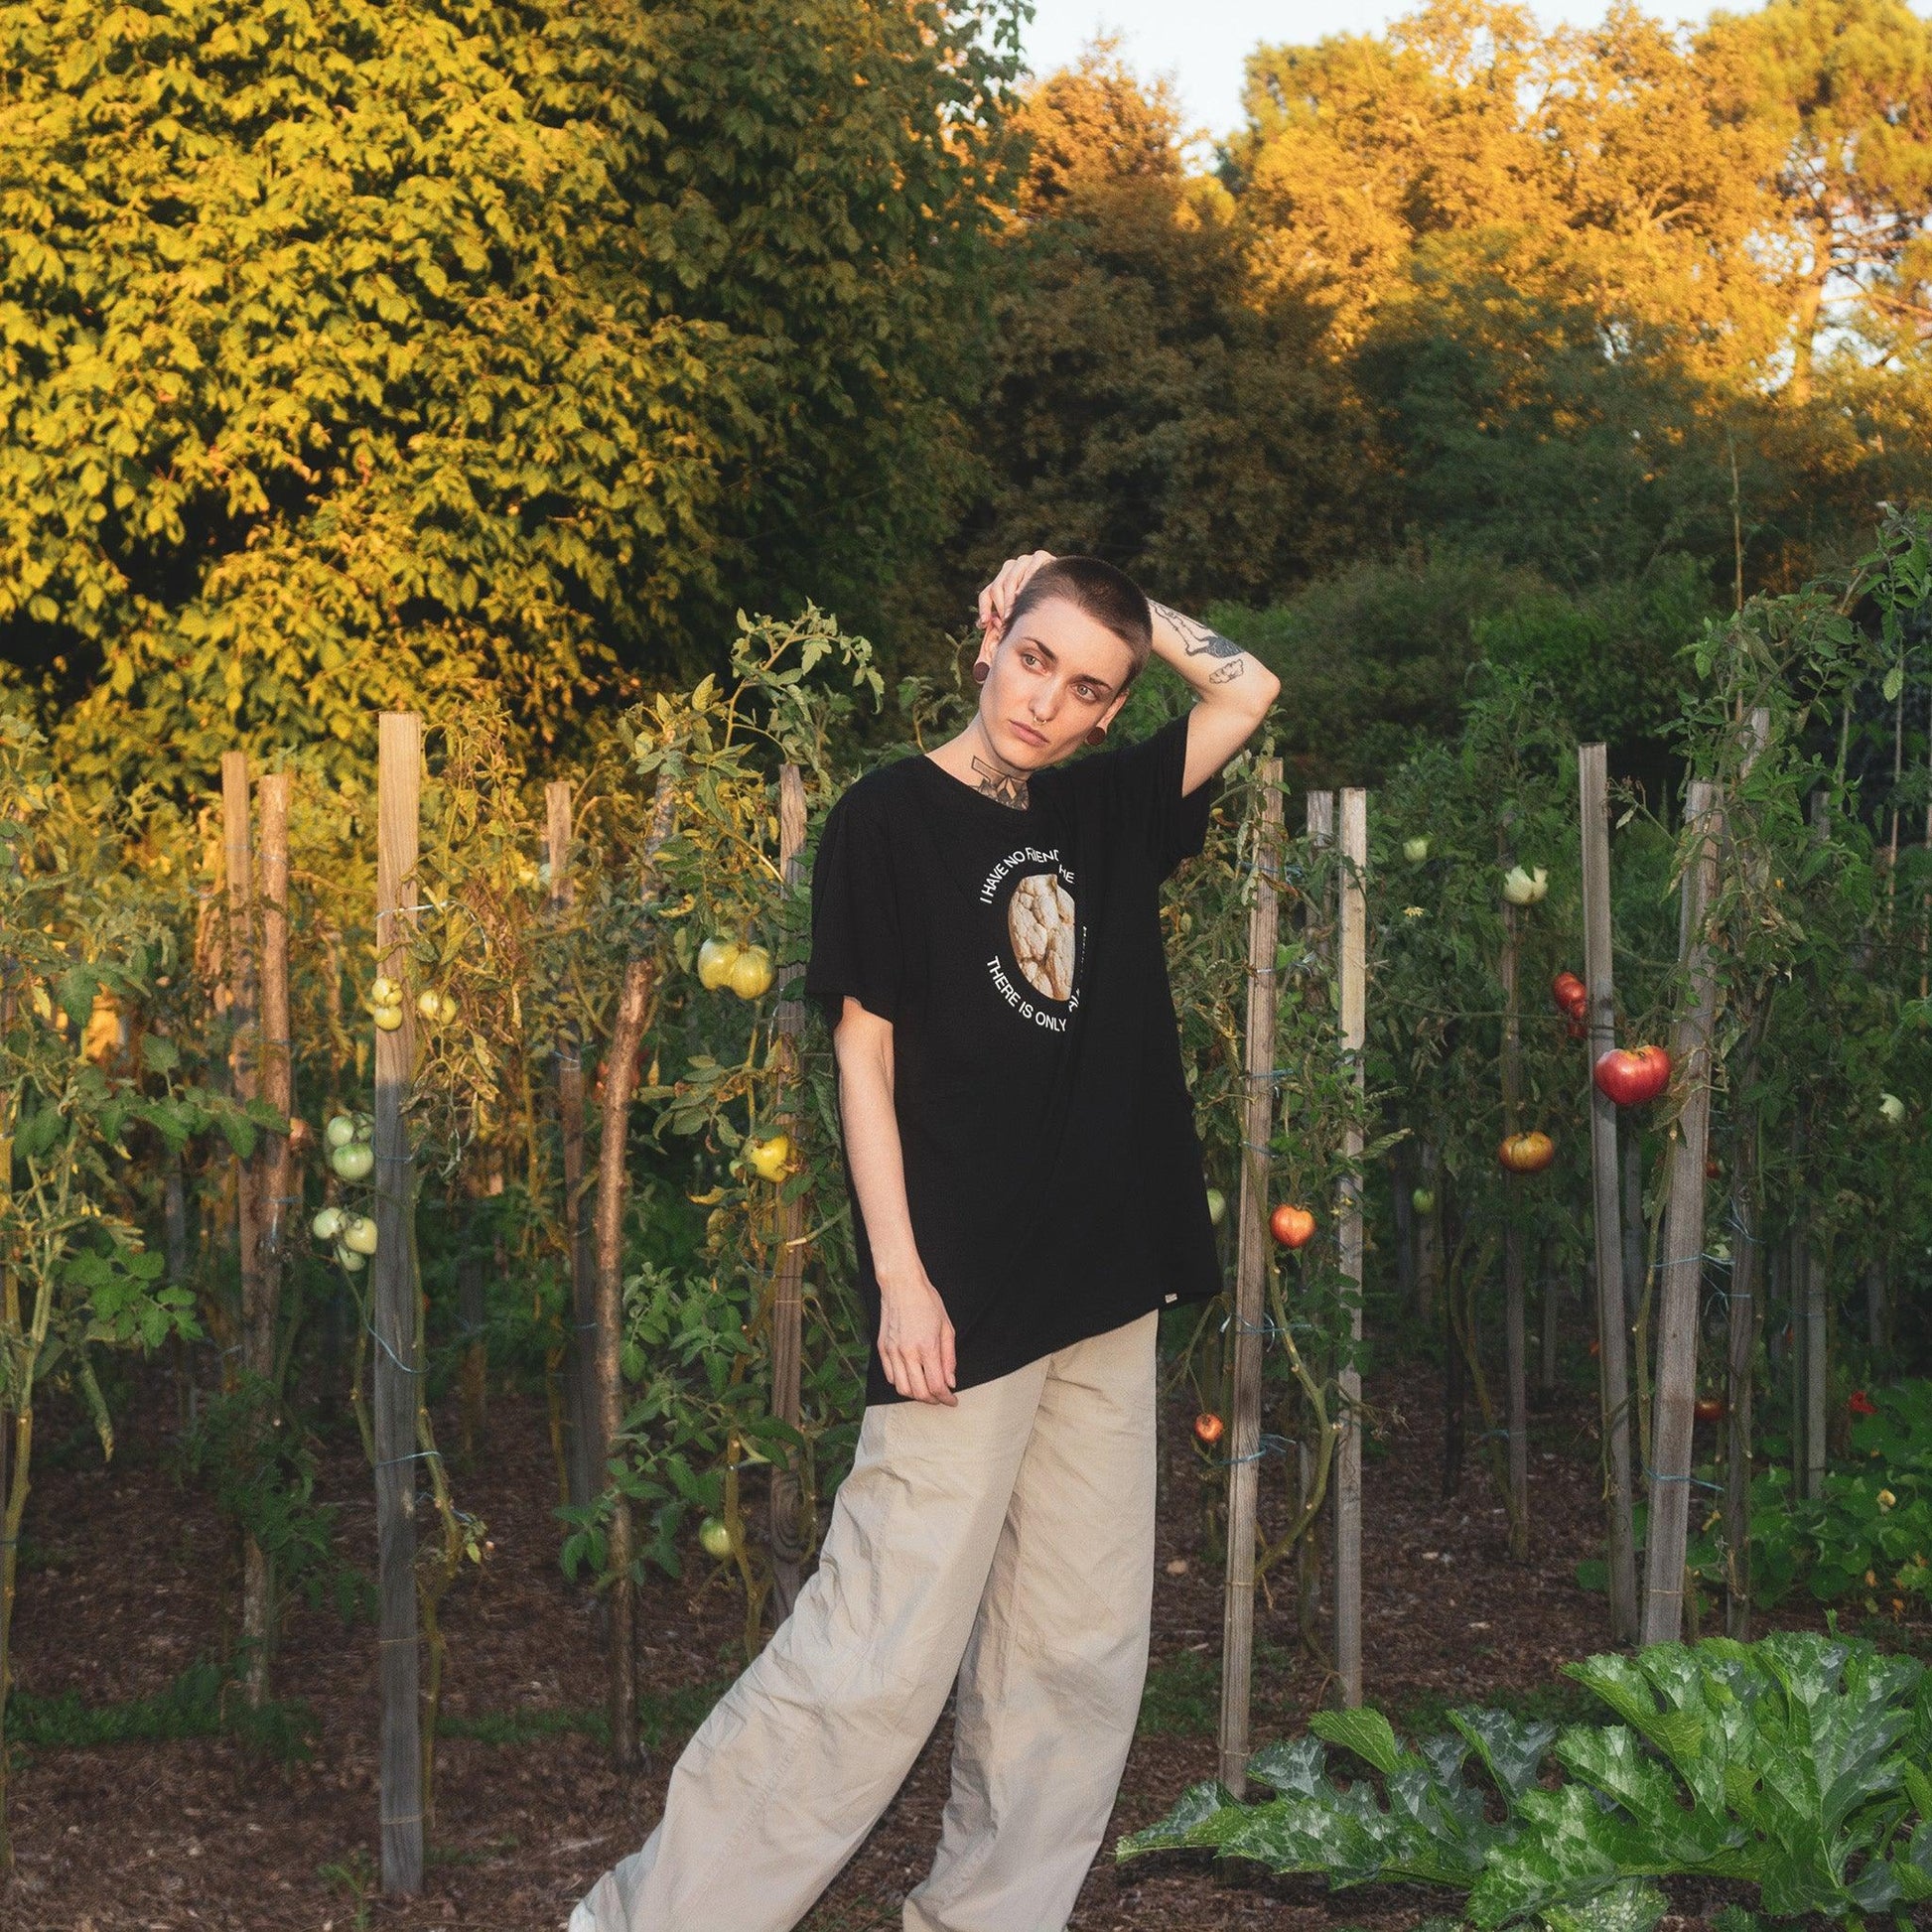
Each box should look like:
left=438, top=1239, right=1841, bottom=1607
left=876, top=1273, right=958, bottom=1406
left=977, top=550, right=1056, bottom=647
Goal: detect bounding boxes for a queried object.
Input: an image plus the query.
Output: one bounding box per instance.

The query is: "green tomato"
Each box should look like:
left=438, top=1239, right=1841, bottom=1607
left=1205, top=1186, right=1226, bottom=1228
left=1403, top=836, right=1430, bottom=863
left=1411, top=1186, right=1436, bottom=1215
left=728, top=944, right=774, bottom=1001
left=332, top=1142, right=375, bottom=1182
left=696, top=937, right=742, bottom=991
left=342, top=1214, right=379, bottom=1257
left=325, top=1114, right=356, bottom=1150
left=311, top=1206, right=345, bottom=1242
left=699, top=1515, right=733, bottom=1560
left=336, top=1243, right=367, bottom=1275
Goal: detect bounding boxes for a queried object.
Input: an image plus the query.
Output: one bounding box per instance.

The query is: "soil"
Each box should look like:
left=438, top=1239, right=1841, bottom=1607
left=4, top=1350, right=1921, bottom=1932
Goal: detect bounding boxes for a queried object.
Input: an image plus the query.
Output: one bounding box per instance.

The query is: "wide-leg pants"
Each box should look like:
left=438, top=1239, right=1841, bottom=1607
left=567, top=1307, right=1159, bottom=1932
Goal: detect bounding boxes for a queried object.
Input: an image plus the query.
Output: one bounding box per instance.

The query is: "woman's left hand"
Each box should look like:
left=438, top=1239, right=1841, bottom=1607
left=977, top=550, right=1056, bottom=644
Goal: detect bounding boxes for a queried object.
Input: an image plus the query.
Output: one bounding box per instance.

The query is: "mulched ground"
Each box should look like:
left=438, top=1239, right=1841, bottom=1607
left=4, top=1344, right=1919, bottom=1932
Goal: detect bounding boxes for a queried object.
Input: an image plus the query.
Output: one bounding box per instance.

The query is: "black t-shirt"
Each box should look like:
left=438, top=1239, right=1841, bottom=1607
left=804, top=710, right=1226, bottom=1405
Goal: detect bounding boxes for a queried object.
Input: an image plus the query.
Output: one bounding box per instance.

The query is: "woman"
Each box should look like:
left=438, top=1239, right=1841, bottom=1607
left=571, top=551, right=1279, bottom=1932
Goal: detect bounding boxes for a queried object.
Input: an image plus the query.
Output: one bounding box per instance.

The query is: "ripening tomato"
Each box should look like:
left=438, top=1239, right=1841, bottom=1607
left=1270, top=1203, right=1315, bottom=1249
left=1193, top=1412, right=1225, bottom=1447
left=1592, top=1045, right=1672, bottom=1107
left=1497, top=1131, right=1556, bottom=1174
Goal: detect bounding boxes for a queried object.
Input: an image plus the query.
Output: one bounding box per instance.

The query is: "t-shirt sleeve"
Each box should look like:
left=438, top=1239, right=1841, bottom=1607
left=804, top=790, right=905, bottom=1028
left=1098, top=710, right=1224, bottom=881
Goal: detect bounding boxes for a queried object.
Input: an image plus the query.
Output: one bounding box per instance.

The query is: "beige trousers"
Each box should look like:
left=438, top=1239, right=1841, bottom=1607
left=568, top=1307, right=1159, bottom=1932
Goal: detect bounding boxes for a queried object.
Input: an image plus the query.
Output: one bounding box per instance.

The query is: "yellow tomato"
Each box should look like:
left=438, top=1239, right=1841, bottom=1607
left=728, top=945, right=773, bottom=1001
left=697, top=936, right=742, bottom=990
left=746, top=1133, right=791, bottom=1182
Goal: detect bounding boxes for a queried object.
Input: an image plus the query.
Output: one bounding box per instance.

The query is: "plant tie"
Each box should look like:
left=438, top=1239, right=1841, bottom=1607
left=366, top=1324, right=424, bottom=1374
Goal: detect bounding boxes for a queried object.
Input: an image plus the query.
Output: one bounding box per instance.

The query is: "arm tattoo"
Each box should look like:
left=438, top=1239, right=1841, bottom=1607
left=1151, top=599, right=1243, bottom=661
left=968, top=756, right=1030, bottom=809
left=1208, top=659, right=1247, bottom=685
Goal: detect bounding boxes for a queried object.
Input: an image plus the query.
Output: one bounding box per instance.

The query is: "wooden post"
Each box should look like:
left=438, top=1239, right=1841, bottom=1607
left=549, top=784, right=595, bottom=1513
left=1580, top=744, right=1637, bottom=1644
left=221, top=756, right=269, bottom=1695
left=221, top=753, right=261, bottom=1328
left=1801, top=1244, right=1828, bottom=1500
left=1217, top=758, right=1281, bottom=1796
left=372, top=713, right=423, bottom=1894
left=1300, top=792, right=1333, bottom=1649
left=1539, top=1243, right=1559, bottom=1393
left=1723, top=1186, right=1760, bottom=1636
left=767, top=764, right=809, bottom=1623
left=243, top=771, right=294, bottom=1705
left=1498, top=897, right=1529, bottom=1563
left=1334, top=787, right=1367, bottom=1708
left=1723, top=705, right=1769, bottom=1639
left=593, top=780, right=679, bottom=1772
left=1640, top=779, right=1724, bottom=1646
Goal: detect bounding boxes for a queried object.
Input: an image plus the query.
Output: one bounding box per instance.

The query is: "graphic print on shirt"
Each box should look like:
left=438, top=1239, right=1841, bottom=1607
left=978, top=843, right=1084, bottom=1032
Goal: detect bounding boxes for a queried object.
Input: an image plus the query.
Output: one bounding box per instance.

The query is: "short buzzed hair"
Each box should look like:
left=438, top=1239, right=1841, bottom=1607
left=1002, top=555, right=1153, bottom=691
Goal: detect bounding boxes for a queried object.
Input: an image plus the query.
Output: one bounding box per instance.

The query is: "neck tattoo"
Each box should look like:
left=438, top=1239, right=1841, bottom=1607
left=969, top=754, right=1030, bottom=809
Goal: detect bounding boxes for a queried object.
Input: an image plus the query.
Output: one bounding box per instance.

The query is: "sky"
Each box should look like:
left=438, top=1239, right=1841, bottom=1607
left=1014, top=0, right=1647, bottom=143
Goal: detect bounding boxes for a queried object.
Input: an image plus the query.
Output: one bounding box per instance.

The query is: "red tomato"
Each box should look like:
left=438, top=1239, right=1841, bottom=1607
left=1694, top=1395, right=1725, bottom=1424
left=1270, top=1203, right=1316, bottom=1249
left=1194, top=1412, right=1225, bottom=1446
left=1705, top=1158, right=1722, bottom=1180
left=1552, top=971, right=1587, bottom=1016
left=1592, top=1045, right=1672, bottom=1107
left=1497, top=1131, right=1556, bottom=1173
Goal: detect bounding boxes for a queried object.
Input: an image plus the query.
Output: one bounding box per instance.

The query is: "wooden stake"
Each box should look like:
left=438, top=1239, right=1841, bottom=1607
left=221, top=754, right=262, bottom=1339
left=1216, top=758, right=1282, bottom=1796
left=1723, top=705, right=1769, bottom=1639
left=1334, top=787, right=1367, bottom=1708
left=1640, top=779, right=1724, bottom=1646
left=372, top=714, right=423, bottom=1894
left=767, top=764, right=809, bottom=1623
left=1801, top=1243, right=1828, bottom=1501
left=549, top=784, right=595, bottom=1513
left=1579, top=745, right=1637, bottom=1643
left=243, top=771, right=293, bottom=1705
left=1300, top=792, right=1333, bottom=1651
left=1499, top=897, right=1529, bottom=1563
left=593, top=780, right=679, bottom=1771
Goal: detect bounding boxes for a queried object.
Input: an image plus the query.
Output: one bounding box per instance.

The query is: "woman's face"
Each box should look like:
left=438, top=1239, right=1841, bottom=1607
left=973, top=595, right=1135, bottom=770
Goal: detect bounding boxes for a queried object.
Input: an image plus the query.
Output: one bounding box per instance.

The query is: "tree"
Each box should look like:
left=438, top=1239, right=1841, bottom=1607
left=1703, top=0, right=1932, bottom=400
left=0, top=0, right=1023, bottom=790
left=958, top=45, right=1367, bottom=613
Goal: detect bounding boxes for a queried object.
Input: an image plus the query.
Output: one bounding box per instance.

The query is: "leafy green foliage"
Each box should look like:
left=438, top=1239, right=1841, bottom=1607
left=7, top=1656, right=319, bottom=1764
left=0, top=0, right=1024, bottom=787
left=176, top=1378, right=373, bottom=1625
left=1119, top=1634, right=1932, bottom=1925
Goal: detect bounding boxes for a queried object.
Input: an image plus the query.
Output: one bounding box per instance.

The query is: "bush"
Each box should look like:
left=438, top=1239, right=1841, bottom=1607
left=1118, top=1632, right=1932, bottom=1926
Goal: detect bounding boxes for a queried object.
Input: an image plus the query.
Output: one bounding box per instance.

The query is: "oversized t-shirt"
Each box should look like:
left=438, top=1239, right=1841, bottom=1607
left=803, top=710, right=1226, bottom=1406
